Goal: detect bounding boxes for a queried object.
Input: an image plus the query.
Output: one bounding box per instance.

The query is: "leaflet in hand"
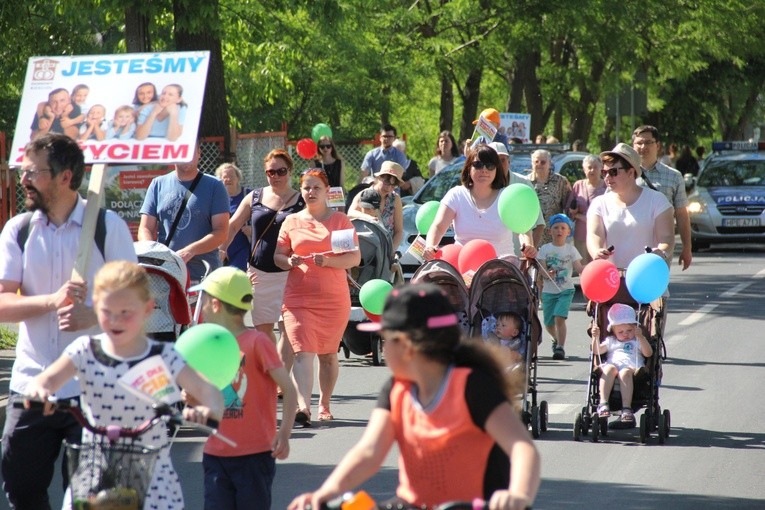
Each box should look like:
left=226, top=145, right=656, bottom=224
left=330, top=228, right=357, bottom=254
left=326, top=187, right=346, bottom=208
left=407, top=235, right=427, bottom=263
left=119, top=355, right=182, bottom=404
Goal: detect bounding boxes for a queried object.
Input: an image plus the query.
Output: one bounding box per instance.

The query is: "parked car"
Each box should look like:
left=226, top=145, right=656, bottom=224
left=686, top=141, right=765, bottom=251
left=398, top=149, right=588, bottom=276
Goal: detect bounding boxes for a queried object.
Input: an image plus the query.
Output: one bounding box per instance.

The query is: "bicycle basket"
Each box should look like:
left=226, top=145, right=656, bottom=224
left=65, top=439, right=159, bottom=510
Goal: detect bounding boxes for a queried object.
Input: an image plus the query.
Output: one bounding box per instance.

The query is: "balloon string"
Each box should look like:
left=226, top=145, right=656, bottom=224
left=531, top=258, right=563, bottom=292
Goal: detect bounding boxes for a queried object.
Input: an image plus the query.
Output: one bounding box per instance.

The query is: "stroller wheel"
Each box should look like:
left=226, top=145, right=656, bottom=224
left=581, top=407, right=591, bottom=435
left=530, top=406, right=541, bottom=439
left=590, top=413, right=599, bottom=443
left=339, top=341, right=350, bottom=359
left=573, top=413, right=582, bottom=442
left=639, top=413, right=649, bottom=443
left=371, top=335, right=384, bottom=366
left=663, top=409, right=671, bottom=438
left=599, top=416, right=608, bottom=437
left=539, top=401, right=549, bottom=432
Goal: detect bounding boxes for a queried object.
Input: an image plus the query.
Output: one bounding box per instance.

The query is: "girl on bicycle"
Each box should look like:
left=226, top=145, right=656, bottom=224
left=288, top=283, right=540, bottom=510
left=25, top=261, right=223, bottom=509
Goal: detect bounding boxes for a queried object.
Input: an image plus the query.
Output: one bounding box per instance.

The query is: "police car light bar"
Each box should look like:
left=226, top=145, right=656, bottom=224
left=712, top=141, right=765, bottom=151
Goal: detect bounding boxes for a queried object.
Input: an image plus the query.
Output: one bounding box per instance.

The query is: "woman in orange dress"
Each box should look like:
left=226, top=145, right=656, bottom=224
left=275, top=169, right=360, bottom=426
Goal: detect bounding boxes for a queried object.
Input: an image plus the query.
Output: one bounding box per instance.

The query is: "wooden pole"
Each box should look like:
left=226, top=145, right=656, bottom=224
left=71, top=163, right=107, bottom=282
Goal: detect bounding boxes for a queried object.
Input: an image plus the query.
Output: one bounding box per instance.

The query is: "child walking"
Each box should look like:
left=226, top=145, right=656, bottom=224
left=537, top=214, right=585, bottom=360
left=189, top=266, right=297, bottom=510
left=591, top=303, right=653, bottom=427
left=24, top=261, right=223, bottom=510
left=289, top=284, right=540, bottom=510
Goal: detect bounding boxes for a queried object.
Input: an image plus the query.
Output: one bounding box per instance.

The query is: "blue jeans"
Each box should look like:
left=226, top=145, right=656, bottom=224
left=2, top=393, right=81, bottom=510
left=203, top=451, right=275, bottom=510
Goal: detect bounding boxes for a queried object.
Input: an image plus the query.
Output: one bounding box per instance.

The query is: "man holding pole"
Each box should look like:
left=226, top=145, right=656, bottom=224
left=0, top=133, right=136, bottom=508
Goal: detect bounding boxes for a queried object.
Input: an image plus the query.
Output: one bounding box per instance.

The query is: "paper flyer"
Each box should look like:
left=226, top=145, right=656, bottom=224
left=330, top=228, right=357, bottom=253
left=474, top=115, right=498, bottom=142
left=462, top=269, right=476, bottom=288
left=407, top=235, right=427, bottom=263
left=326, top=187, right=346, bottom=208
left=119, top=355, right=182, bottom=404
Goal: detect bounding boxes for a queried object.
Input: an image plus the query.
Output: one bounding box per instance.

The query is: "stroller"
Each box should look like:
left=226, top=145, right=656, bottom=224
left=134, top=241, right=192, bottom=342
left=573, top=276, right=670, bottom=444
left=341, top=218, right=404, bottom=365
left=411, top=258, right=549, bottom=438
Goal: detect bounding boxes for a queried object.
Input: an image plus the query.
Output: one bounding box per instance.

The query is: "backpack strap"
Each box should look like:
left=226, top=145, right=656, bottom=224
left=16, top=209, right=107, bottom=260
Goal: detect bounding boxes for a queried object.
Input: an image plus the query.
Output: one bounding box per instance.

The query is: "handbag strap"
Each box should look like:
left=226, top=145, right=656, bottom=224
left=248, top=189, right=299, bottom=264
left=163, top=171, right=203, bottom=246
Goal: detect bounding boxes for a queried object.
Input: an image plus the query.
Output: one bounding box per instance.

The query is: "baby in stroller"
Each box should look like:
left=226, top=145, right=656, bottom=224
left=591, top=303, right=653, bottom=427
left=482, top=311, right=526, bottom=365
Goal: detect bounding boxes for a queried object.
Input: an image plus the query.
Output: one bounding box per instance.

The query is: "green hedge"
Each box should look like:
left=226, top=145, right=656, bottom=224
left=0, top=325, right=17, bottom=350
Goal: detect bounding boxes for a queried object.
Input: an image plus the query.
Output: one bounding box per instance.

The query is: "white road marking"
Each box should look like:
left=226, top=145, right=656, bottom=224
left=720, top=282, right=751, bottom=297
left=546, top=403, right=580, bottom=416
left=755, top=269, right=765, bottom=279
left=678, top=303, right=718, bottom=326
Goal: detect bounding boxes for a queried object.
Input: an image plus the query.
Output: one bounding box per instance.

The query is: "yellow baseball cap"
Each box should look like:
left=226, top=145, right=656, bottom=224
left=188, top=266, right=253, bottom=310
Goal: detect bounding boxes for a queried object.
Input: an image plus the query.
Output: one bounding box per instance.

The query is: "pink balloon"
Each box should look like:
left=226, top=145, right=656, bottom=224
left=580, top=259, right=620, bottom=303
left=296, top=138, right=317, bottom=159
left=458, top=239, right=497, bottom=274
left=435, top=244, right=462, bottom=269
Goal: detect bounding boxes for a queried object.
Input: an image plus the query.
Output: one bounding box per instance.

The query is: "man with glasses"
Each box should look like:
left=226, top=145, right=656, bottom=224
left=360, top=124, right=408, bottom=181
left=139, top=142, right=230, bottom=283
left=0, top=133, right=136, bottom=508
left=632, top=125, right=692, bottom=270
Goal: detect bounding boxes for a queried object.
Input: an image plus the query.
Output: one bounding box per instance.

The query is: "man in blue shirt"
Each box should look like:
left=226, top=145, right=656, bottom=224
left=360, top=124, right=408, bottom=180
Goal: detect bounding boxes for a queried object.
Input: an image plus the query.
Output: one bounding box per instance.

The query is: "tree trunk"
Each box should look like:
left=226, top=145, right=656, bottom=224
left=459, top=67, right=483, bottom=143
left=173, top=0, right=231, bottom=159
left=439, top=71, right=454, bottom=133
left=506, top=63, right=524, bottom=113
left=567, top=59, right=604, bottom=144
left=519, top=50, right=546, bottom=138
left=124, top=4, right=151, bottom=53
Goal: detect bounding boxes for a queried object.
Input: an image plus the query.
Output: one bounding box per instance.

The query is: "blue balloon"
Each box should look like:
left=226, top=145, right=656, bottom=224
left=625, top=253, right=670, bottom=303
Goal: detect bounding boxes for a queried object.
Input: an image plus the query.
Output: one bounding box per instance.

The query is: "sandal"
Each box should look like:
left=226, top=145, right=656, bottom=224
left=552, top=346, right=566, bottom=360
left=295, top=409, right=312, bottom=427
left=318, top=405, right=334, bottom=421
left=597, top=403, right=610, bottom=418
left=620, top=409, right=636, bottom=424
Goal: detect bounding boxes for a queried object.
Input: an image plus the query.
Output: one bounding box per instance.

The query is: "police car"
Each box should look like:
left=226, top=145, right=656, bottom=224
left=687, top=141, right=765, bottom=250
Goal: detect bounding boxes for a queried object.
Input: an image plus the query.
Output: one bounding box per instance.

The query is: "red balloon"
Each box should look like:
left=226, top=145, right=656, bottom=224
left=364, top=310, right=381, bottom=322
left=435, top=243, right=462, bottom=269
left=580, top=259, right=620, bottom=303
left=458, top=239, right=497, bottom=274
left=296, top=138, right=317, bottom=159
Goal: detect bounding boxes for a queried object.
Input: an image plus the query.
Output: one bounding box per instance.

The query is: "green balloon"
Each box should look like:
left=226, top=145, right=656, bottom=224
left=311, top=123, right=333, bottom=143
left=175, top=323, right=241, bottom=389
left=359, top=279, right=393, bottom=315
left=415, top=201, right=440, bottom=235
left=498, top=183, right=541, bottom=234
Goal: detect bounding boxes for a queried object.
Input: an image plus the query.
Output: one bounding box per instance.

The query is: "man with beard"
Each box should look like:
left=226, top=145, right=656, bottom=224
left=0, top=133, right=136, bottom=509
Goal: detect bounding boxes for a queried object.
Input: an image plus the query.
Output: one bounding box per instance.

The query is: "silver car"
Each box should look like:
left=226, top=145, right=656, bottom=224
left=687, top=145, right=765, bottom=250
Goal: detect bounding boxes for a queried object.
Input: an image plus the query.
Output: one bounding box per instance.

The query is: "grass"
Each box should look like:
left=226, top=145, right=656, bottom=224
left=0, top=325, right=17, bottom=349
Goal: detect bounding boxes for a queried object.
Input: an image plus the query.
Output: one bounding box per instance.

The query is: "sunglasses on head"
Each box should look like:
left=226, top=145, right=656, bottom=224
left=319, top=144, right=332, bottom=149
left=471, top=160, right=496, bottom=171
left=266, top=167, right=289, bottom=177
left=601, top=166, right=626, bottom=178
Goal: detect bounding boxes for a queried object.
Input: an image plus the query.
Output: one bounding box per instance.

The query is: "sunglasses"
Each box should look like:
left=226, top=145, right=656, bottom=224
left=601, top=166, right=626, bottom=178
left=319, top=144, right=332, bottom=149
left=266, top=167, right=289, bottom=177
left=471, top=160, right=497, bottom=171
left=379, top=176, right=398, bottom=185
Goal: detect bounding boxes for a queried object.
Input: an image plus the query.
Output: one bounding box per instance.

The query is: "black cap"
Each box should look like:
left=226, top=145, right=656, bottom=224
left=359, top=188, right=381, bottom=209
left=358, top=283, right=459, bottom=332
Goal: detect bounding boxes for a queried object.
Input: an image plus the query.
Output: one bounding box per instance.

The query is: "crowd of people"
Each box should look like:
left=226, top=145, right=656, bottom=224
left=0, top=113, right=696, bottom=508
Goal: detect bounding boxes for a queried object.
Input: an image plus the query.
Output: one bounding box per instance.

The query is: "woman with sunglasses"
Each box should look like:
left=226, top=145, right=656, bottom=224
left=274, top=169, right=361, bottom=425
left=313, top=136, right=345, bottom=189
left=423, top=144, right=537, bottom=263
left=567, top=154, right=606, bottom=263
left=347, top=161, right=405, bottom=250
left=529, top=149, right=572, bottom=246
left=223, top=150, right=304, bottom=359
left=587, top=143, right=674, bottom=268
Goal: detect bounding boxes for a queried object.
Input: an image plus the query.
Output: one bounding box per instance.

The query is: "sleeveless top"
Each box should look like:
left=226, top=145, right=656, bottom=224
left=249, top=188, right=305, bottom=272
left=313, top=158, right=343, bottom=188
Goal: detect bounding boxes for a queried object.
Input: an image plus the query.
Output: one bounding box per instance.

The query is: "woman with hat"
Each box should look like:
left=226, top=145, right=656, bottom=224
left=288, top=283, right=541, bottom=510
left=347, top=160, right=404, bottom=250
left=423, top=144, right=538, bottom=263
left=587, top=143, right=674, bottom=268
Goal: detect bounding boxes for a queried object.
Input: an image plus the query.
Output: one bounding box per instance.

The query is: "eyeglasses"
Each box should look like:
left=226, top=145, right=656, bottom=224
left=471, top=160, right=496, bottom=171
left=319, top=144, right=332, bottom=149
left=19, top=167, right=51, bottom=179
left=633, top=139, right=656, bottom=147
left=265, top=167, right=289, bottom=177
left=380, top=134, right=395, bottom=139
left=601, top=166, right=626, bottom=177
left=379, top=176, right=398, bottom=185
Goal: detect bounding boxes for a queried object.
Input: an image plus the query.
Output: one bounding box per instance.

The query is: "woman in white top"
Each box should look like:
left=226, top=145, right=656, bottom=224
left=587, top=143, right=674, bottom=269
left=423, top=144, right=537, bottom=262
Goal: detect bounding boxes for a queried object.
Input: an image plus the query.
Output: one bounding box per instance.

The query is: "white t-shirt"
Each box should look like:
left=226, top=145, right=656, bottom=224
left=441, top=186, right=514, bottom=257
left=587, top=188, right=671, bottom=269
left=604, top=335, right=645, bottom=370
left=537, top=242, right=581, bottom=293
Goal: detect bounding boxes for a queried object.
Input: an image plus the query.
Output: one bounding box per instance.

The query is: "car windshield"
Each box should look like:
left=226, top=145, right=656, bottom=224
left=415, top=166, right=462, bottom=203
left=698, top=159, right=765, bottom=187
